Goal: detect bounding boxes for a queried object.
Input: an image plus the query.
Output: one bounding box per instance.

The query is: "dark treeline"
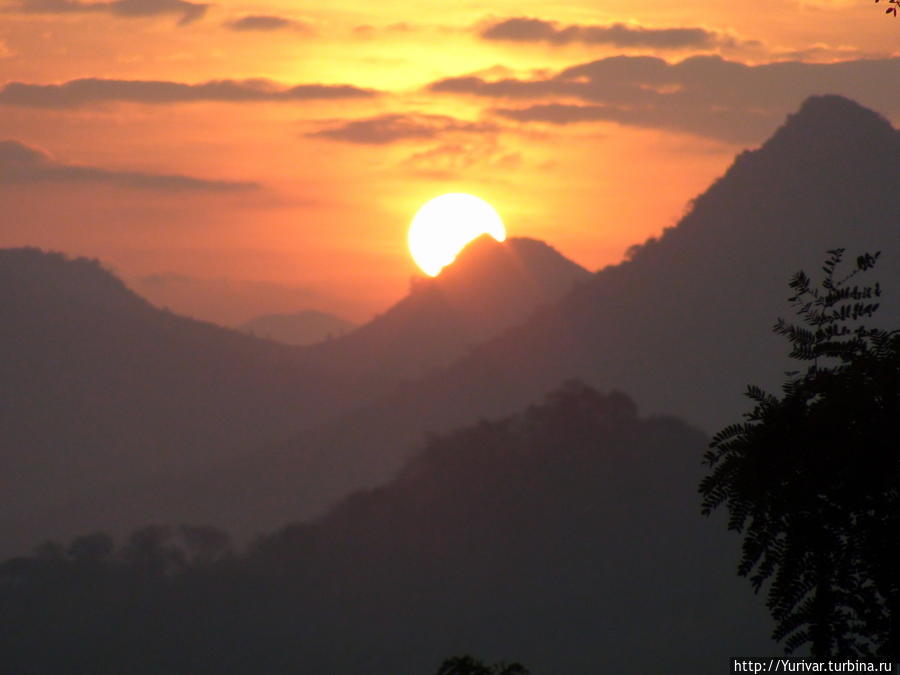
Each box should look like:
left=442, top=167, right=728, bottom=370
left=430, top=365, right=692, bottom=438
left=0, top=382, right=771, bottom=674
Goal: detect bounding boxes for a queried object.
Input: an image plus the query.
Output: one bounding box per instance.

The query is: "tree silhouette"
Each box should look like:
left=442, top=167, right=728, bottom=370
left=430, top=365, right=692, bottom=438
left=875, top=0, right=898, bottom=17
left=700, top=249, right=900, bottom=657
left=436, top=655, right=530, bottom=675
left=68, top=532, right=114, bottom=564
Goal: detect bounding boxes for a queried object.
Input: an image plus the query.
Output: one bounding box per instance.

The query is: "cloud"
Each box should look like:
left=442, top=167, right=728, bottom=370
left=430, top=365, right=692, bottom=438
left=493, top=103, right=778, bottom=143
left=0, top=78, right=378, bottom=108
left=309, top=113, right=496, bottom=144
left=225, top=15, right=309, bottom=32
left=401, top=139, right=521, bottom=179
left=428, top=55, right=900, bottom=142
left=352, top=22, right=415, bottom=37
left=11, top=0, right=208, bottom=25
left=0, top=140, right=257, bottom=190
left=480, top=17, right=753, bottom=50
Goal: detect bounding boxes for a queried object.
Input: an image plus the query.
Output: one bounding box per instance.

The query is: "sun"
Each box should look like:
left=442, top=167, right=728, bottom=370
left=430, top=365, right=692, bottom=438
left=408, top=193, right=506, bottom=277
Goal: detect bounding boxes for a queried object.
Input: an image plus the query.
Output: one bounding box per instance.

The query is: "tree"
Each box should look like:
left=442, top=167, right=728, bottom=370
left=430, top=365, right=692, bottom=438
left=875, top=0, right=898, bottom=17
left=121, top=525, right=185, bottom=578
left=700, top=249, right=900, bottom=658
left=68, top=532, right=115, bottom=564
left=436, top=655, right=530, bottom=675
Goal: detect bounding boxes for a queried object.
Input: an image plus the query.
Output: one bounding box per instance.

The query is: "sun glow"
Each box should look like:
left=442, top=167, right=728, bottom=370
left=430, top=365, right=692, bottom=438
left=408, top=193, right=506, bottom=277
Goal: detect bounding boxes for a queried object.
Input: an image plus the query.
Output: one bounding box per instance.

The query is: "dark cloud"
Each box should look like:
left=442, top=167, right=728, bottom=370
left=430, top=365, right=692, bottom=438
left=309, top=113, right=496, bottom=144
left=226, top=15, right=308, bottom=32
left=428, top=55, right=900, bottom=142
left=0, top=78, right=378, bottom=108
left=0, top=140, right=257, bottom=190
left=480, top=17, right=738, bottom=49
left=12, top=0, right=208, bottom=25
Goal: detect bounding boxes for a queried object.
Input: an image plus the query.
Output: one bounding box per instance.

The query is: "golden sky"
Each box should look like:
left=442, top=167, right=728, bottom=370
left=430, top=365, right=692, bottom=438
left=1, top=0, right=898, bottom=323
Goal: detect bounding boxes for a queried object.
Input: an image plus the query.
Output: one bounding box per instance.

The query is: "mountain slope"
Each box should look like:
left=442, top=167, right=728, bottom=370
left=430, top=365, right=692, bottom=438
left=304, top=236, right=590, bottom=378
left=0, top=249, right=385, bottom=555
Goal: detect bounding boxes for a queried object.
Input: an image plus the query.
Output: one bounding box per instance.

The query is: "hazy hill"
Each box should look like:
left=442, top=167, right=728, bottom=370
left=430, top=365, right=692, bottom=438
left=161, top=94, right=900, bottom=536
left=304, top=236, right=590, bottom=378
left=0, top=249, right=386, bottom=555
left=0, top=384, right=773, bottom=674
left=0, top=238, right=586, bottom=553
left=238, top=309, right=356, bottom=346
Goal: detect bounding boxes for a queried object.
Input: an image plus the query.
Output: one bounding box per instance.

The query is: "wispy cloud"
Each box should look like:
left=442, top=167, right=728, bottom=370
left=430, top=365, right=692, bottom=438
left=0, top=140, right=257, bottom=190
left=479, top=17, right=756, bottom=50
left=401, top=139, right=521, bottom=179
left=225, top=15, right=310, bottom=32
left=309, top=113, right=496, bottom=144
left=11, top=0, right=208, bottom=26
left=0, top=78, right=378, bottom=108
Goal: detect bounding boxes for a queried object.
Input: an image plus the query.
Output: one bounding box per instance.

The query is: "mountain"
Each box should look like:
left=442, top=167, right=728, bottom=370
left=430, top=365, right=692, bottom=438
left=0, top=383, right=773, bottom=674
left=238, top=309, right=356, bottom=346
left=0, top=249, right=387, bottom=556
left=150, top=95, right=900, bottom=537
left=341, top=95, right=900, bottom=437
left=304, top=236, right=590, bottom=378
left=0, top=237, right=586, bottom=554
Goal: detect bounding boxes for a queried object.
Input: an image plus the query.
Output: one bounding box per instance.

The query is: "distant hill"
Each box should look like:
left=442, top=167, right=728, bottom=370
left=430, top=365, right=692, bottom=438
left=0, top=383, right=773, bottom=674
left=0, top=238, right=587, bottom=554
left=0, top=249, right=386, bottom=556
left=238, top=310, right=356, bottom=346
left=305, top=236, right=590, bottom=378
left=155, top=95, right=900, bottom=537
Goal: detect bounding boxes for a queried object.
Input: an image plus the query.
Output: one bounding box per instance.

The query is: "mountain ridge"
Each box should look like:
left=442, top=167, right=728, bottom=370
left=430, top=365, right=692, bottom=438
left=304, top=235, right=590, bottom=378
left=157, top=93, right=900, bottom=536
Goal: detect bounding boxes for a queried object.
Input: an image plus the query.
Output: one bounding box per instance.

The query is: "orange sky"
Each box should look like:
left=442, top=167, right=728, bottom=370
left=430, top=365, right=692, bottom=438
left=1, top=0, right=898, bottom=324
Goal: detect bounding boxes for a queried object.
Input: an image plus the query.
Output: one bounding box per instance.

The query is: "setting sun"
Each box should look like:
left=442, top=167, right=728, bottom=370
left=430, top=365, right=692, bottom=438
left=408, top=193, right=507, bottom=277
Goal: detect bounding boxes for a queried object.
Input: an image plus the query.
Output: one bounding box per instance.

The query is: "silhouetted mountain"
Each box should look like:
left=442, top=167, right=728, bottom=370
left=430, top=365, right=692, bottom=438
left=238, top=309, right=356, bottom=346
left=305, top=236, right=590, bottom=377
left=348, top=95, right=900, bottom=437
left=0, top=249, right=386, bottom=556
left=164, top=95, right=900, bottom=536
left=0, top=384, right=773, bottom=674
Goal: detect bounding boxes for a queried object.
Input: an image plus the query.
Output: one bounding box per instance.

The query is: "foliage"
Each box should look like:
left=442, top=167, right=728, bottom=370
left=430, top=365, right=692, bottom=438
left=875, top=0, right=898, bottom=17
left=436, top=655, right=530, bottom=675
left=700, top=249, right=900, bottom=657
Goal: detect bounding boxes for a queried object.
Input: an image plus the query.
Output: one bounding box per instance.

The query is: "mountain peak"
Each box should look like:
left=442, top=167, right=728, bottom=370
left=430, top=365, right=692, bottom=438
left=306, top=234, right=589, bottom=378
left=0, top=247, right=148, bottom=312
left=434, top=235, right=590, bottom=317
left=763, top=94, right=897, bottom=157
left=439, top=235, right=589, bottom=286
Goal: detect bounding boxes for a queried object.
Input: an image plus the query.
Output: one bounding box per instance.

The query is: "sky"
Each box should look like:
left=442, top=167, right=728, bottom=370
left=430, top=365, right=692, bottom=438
left=1, top=0, right=898, bottom=324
